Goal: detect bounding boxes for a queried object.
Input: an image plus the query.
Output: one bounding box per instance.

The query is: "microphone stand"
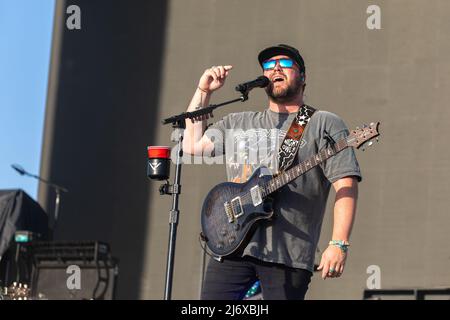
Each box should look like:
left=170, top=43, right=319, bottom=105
left=12, top=165, right=68, bottom=240
left=29, top=175, right=67, bottom=240
left=159, top=92, right=248, bottom=300
left=161, top=92, right=248, bottom=126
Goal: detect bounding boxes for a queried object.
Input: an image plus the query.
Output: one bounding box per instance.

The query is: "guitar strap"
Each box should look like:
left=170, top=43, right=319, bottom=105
left=277, top=104, right=316, bottom=172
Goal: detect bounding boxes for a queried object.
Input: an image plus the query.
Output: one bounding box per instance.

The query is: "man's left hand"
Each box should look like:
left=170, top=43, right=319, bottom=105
left=317, top=245, right=347, bottom=279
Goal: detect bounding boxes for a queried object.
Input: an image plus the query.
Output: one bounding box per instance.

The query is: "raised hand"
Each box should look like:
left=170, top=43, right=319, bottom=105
left=198, top=65, right=233, bottom=93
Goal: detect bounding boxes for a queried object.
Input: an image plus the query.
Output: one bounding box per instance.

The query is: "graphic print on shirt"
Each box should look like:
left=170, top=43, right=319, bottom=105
left=224, top=128, right=306, bottom=183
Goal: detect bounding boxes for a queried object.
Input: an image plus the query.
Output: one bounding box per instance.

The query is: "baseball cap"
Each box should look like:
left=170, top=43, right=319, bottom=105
left=258, top=44, right=305, bottom=72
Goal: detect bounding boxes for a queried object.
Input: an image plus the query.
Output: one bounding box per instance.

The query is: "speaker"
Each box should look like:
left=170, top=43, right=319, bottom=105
left=24, top=241, right=119, bottom=300
left=32, top=259, right=118, bottom=300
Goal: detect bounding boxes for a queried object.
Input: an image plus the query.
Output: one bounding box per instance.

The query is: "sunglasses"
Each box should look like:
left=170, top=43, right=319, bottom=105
left=262, top=58, right=295, bottom=71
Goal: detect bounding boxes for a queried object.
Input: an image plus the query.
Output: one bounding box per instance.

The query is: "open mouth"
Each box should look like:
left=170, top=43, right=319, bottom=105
left=272, top=76, right=285, bottom=83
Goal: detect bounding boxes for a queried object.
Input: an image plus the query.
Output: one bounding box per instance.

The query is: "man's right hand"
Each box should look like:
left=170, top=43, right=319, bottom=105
left=198, top=65, right=233, bottom=93
left=183, top=65, right=232, bottom=156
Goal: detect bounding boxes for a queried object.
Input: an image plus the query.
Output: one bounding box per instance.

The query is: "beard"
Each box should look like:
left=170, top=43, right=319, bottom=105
left=265, top=76, right=303, bottom=103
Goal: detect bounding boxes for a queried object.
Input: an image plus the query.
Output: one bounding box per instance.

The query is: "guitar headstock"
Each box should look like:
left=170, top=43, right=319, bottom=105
left=347, top=122, right=380, bottom=150
left=2, top=282, right=31, bottom=300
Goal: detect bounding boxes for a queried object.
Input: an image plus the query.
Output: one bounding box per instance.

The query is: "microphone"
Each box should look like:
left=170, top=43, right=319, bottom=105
left=11, top=164, right=26, bottom=175
left=235, top=76, right=270, bottom=93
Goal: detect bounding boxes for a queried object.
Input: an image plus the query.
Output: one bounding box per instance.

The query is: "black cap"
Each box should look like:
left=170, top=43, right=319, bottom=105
left=258, top=44, right=305, bottom=72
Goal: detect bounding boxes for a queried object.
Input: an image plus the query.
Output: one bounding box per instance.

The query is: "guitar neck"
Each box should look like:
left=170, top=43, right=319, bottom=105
left=262, top=137, right=349, bottom=196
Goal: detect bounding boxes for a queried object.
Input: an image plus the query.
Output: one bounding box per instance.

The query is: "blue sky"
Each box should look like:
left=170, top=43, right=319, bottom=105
left=0, top=0, right=55, bottom=199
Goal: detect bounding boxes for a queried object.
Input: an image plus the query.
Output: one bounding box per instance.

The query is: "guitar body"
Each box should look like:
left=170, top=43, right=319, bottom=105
left=200, top=122, right=381, bottom=259
left=201, top=166, right=274, bottom=258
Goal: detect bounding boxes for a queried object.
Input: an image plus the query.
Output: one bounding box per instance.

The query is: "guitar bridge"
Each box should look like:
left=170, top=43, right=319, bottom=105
left=224, top=201, right=234, bottom=223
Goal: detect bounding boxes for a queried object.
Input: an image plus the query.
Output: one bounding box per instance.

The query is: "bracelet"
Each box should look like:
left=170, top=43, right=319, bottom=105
left=329, top=240, right=350, bottom=253
left=197, top=87, right=209, bottom=94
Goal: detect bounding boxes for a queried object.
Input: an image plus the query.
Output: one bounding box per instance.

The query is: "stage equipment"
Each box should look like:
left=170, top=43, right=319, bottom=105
left=150, top=79, right=265, bottom=300
left=17, top=240, right=118, bottom=300
left=11, top=164, right=68, bottom=238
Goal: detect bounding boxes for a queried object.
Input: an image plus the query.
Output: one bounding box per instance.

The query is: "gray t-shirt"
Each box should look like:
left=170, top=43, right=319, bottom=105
left=205, top=108, right=362, bottom=272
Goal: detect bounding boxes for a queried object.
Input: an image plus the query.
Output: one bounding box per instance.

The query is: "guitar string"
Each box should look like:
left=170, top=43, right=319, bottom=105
left=237, top=152, right=323, bottom=204
left=229, top=140, right=347, bottom=207
left=238, top=150, right=327, bottom=203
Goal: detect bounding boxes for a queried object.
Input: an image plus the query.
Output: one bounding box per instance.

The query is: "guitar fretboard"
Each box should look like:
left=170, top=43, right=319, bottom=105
left=261, top=138, right=348, bottom=197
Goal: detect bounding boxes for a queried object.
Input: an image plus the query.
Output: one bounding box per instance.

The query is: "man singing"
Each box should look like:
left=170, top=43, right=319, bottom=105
left=183, top=44, right=361, bottom=300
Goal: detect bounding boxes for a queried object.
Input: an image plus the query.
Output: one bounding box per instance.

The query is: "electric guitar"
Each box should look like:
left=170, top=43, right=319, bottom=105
left=201, top=122, right=380, bottom=258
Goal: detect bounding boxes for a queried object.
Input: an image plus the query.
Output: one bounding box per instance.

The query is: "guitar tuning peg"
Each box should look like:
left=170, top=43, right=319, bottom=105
left=368, top=141, right=373, bottom=147
left=362, top=147, right=365, bottom=151
left=363, top=124, right=367, bottom=128
left=376, top=137, right=379, bottom=142
left=356, top=126, right=360, bottom=130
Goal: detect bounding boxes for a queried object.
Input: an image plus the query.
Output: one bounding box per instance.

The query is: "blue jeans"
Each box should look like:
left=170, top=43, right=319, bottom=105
left=201, top=256, right=312, bottom=300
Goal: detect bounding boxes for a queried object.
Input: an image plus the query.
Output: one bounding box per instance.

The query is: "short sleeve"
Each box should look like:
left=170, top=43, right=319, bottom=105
left=204, top=117, right=227, bottom=157
left=317, top=113, right=362, bottom=183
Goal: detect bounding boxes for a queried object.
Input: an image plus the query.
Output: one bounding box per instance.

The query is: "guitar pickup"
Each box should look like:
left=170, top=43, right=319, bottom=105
left=250, top=186, right=262, bottom=206
left=231, top=197, right=244, bottom=219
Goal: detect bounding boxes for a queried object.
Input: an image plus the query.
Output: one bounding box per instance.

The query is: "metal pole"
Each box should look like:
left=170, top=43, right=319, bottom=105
left=160, top=93, right=248, bottom=299
left=163, top=130, right=183, bottom=300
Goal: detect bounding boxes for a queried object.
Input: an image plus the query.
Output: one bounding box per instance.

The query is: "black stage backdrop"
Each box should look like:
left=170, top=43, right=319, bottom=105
left=38, top=0, right=168, bottom=299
